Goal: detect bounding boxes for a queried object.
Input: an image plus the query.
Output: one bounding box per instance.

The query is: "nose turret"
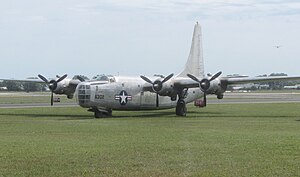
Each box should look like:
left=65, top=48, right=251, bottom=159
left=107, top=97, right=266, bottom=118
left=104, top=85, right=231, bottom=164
left=76, top=83, right=91, bottom=107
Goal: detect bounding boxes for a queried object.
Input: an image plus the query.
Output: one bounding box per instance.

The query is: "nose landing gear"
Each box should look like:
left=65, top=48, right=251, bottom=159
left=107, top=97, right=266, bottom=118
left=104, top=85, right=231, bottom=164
left=89, top=107, right=112, bottom=118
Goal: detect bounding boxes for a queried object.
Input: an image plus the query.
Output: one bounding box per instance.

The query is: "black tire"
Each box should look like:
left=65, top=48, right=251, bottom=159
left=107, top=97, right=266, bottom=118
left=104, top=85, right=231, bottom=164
left=217, top=94, right=223, bottom=99
left=94, top=111, right=103, bottom=118
left=94, top=109, right=113, bottom=118
left=176, top=100, right=187, bottom=116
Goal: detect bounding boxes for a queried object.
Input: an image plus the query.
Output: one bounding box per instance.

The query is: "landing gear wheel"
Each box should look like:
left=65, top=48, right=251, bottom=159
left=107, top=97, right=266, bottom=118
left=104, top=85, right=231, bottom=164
left=94, top=109, right=112, bottom=118
left=94, top=111, right=103, bottom=118
left=176, top=100, right=187, bottom=116
left=217, top=94, right=223, bottom=99
left=67, top=95, right=73, bottom=99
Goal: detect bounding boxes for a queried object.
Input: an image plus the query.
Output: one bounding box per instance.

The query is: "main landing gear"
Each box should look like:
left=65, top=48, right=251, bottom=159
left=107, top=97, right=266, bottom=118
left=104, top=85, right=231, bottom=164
left=176, top=89, right=188, bottom=116
left=176, top=99, right=187, bottom=116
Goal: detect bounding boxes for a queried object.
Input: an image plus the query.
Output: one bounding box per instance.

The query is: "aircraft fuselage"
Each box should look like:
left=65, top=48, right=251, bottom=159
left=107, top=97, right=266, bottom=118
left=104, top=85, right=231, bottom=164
left=75, top=76, right=203, bottom=111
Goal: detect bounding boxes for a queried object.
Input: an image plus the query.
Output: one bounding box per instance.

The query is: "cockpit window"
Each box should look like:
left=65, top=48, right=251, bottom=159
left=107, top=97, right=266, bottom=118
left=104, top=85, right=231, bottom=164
left=92, top=74, right=115, bottom=83
left=92, top=75, right=109, bottom=81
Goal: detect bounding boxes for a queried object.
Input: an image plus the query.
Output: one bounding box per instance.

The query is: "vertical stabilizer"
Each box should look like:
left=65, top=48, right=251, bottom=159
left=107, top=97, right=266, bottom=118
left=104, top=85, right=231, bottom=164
left=178, top=22, right=204, bottom=78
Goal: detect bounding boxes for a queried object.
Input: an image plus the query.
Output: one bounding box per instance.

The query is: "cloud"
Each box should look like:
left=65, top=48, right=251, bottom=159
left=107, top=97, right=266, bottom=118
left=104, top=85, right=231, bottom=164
left=66, top=0, right=300, bottom=22
left=1, top=0, right=300, bottom=78
left=158, top=1, right=298, bottom=16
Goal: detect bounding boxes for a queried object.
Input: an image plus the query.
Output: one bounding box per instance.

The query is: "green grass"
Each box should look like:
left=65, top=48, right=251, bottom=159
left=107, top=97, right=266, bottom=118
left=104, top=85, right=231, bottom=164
left=0, top=104, right=300, bottom=176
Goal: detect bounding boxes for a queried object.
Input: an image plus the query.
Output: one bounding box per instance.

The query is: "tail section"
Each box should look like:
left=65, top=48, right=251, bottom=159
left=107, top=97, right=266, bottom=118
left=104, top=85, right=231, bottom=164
left=177, top=22, right=204, bottom=78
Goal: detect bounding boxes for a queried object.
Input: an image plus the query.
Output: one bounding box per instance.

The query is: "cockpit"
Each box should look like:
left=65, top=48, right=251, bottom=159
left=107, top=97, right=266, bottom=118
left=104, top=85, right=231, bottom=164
left=91, top=74, right=116, bottom=83
left=76, top=75, right=116, bottom=107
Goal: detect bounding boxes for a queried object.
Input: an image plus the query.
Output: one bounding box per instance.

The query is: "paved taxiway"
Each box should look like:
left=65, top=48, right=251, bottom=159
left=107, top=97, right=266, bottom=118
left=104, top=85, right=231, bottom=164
left=1, top=92, right=300, bottom=108
left=0, top=103, right=78, bottom=108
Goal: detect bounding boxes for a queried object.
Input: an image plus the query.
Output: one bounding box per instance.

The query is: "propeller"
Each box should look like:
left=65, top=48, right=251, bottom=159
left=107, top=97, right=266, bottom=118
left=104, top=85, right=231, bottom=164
left=140, top=73, right=174, bottom=107
left=38, top=74, right=68, bottom=106
left=187, top=71, right=222, bottom=106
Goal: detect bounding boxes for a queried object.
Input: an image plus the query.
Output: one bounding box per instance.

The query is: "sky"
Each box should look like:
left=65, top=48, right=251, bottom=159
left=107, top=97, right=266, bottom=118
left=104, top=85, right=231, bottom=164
left=1, top=0, right=300, bottom=79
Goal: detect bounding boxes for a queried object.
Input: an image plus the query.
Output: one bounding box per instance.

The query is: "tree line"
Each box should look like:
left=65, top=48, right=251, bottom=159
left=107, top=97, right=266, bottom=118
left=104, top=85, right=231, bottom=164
left=227, top=73, right=300, bottom=91
left=0, top=80, right=46, bottom=92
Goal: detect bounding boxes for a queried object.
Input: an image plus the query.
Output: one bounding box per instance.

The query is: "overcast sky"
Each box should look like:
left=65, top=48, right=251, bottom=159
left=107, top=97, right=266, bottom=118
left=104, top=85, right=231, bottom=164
left=1, top=0, right=300, bottom=79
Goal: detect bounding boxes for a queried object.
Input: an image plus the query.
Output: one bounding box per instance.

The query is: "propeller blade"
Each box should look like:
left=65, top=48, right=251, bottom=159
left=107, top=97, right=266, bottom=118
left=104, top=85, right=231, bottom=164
left=156, top=93, right=159, bottom=107
left=209, top=71, right=222, bottom=81
left=56, top=75, right=61, bottom=78
left=51, top=92, right=54, bottom=106
left=162, top=73, right=174, bottom=83
left=203, top=92, right=207, bottom=107
left=140, top=75, right=153, bottom=84
left=187, top=74, right=201, bottom=83
left=57, top=74, right=68, bottom=83
left=38, top=74, right=49, bottom=83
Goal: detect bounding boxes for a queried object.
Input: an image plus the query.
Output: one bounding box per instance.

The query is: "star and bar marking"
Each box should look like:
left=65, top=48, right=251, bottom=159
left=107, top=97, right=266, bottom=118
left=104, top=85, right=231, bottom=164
left=115, top=90, right=132, bottom=105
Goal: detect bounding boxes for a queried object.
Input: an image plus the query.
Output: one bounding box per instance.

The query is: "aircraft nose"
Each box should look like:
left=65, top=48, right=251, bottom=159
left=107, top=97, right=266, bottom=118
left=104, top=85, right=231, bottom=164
left=76, top=83, right=91, bottom=107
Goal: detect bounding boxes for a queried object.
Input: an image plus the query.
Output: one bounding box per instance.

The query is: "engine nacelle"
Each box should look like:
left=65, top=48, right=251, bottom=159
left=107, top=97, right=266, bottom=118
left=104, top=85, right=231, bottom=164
left=52, top=79, right=79, bottom=98
left=204, top=78, right=227, bottom=97
left=156, top=81, right=176, bottom=97
left=38, top=74, right=80, bottom=100
left=140, top=73, right=174, bottom=97
left=52, top=79, right=69, bottom=94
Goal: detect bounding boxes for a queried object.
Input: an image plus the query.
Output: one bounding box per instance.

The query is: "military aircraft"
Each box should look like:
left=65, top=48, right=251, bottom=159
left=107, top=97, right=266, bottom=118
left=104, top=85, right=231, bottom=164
left=2, top=22, right=300, bottom=118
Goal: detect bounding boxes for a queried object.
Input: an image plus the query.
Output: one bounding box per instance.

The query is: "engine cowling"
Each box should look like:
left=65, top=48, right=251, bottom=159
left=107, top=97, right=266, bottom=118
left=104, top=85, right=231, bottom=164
left=204, top=79, right=227, bottom=97
left=187, top=71, right=225, bottom=106
left=51, top=79, right=68, bottom=94
left=140, top=73, right=174, bottom=107
left=156, top=81, right=176, bottom=96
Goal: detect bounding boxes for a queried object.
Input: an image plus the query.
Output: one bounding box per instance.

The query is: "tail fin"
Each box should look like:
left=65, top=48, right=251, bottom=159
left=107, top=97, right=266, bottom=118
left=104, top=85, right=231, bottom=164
left=177, top=22, right=204, bottom=78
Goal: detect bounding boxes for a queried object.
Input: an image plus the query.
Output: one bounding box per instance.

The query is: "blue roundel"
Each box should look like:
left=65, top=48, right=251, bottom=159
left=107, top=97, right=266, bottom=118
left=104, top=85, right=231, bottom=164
left=114, top=90, right=132, bottom=105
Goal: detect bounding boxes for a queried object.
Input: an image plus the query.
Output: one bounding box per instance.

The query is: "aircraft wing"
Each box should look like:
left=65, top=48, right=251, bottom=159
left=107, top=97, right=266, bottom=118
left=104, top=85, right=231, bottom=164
left=0, top=78, right=44, bottom=84
left=173, top=77, right=199, bottom=89
left=173, top=76, right=300, bottom=88
left=171, top=75, right=300, bottom=92
left=223, top=76, right=300, bottom=85
left=0, top=77, right=80, bottom=85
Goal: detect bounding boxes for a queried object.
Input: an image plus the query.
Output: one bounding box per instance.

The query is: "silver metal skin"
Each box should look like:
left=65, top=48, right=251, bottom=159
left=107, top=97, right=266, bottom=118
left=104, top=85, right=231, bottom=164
left=75, top=76, right=203, bottom=111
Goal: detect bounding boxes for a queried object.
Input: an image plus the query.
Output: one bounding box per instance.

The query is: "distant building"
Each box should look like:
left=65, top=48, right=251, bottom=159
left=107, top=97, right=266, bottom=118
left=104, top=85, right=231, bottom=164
left=225, top=74, right=249, bottom=78
left=0, top=87, right=7, bottom=91
left=231, top=83, right=269, bottom=90
left=284, top=85, right=300, bottom=89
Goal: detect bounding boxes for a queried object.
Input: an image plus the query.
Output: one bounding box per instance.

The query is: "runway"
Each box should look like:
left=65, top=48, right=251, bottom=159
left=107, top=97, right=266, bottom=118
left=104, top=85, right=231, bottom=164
left=0, top=92, right=300, bottom=108
left=0, top=102, right=78, bottom=108
left=0, top=92, right=78, bottom=108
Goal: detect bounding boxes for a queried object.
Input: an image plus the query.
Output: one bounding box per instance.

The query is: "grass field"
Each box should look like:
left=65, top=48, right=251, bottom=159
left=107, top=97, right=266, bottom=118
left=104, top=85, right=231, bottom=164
left=0, top=103, right=300, bottom=176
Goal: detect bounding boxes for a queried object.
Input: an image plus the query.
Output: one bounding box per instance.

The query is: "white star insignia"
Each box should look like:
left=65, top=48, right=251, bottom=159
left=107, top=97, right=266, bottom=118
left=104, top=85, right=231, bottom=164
left=120, top=91, right=127, bottom=104
left=115, top=90, right=132, bottom=105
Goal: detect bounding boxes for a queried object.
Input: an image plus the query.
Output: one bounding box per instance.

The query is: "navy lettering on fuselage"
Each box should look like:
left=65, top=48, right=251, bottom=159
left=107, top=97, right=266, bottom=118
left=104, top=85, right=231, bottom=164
left=95, top=94, right=104, bottom=99
left=114, top=90, right=132, bottom=105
